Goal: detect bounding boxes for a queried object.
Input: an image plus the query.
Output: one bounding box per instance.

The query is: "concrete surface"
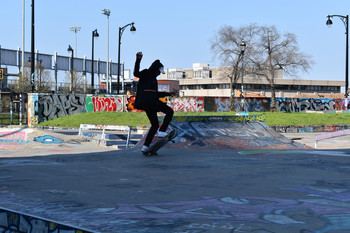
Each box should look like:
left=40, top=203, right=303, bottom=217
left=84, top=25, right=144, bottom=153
left=284, top=132, right=350, bottom=150
left=1, top=121, right=350, bottom=232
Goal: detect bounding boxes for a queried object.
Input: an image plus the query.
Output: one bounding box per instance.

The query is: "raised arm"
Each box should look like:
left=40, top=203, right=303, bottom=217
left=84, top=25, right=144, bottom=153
left=133, top=52, right=143, bottom=77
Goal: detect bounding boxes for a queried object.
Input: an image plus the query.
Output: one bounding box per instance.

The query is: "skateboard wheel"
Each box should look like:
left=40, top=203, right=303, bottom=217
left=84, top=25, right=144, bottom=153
left=142, top=152, right=157, bottom=156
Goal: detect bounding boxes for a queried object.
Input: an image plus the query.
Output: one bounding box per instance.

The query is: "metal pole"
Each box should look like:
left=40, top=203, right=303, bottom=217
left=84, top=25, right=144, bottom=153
left=117, top=27, right=121, bottom=95
left=107, top=15, right=110, bottom=94
left=97, top=58, right=100, bottom=91
left=22, top=0, right=25, bottom=76
left=240, top=53, right=244, bottom=111
left=346, top=15, right=349, bottom=97
left=91, top=30, right=95, bottom=94
left=54, top=52, right=57, bottom=93
left=31, top=0, right=35, bottom=92
left=71, top=50, right=74, bottom=92
left=75, top=31, right=77, bottom=57
left=326, top=14, right=349, bottom=97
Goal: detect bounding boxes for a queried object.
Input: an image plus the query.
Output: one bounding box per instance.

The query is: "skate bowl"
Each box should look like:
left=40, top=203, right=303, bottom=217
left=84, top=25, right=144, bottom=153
left=138, top=115, right=310, bottom=150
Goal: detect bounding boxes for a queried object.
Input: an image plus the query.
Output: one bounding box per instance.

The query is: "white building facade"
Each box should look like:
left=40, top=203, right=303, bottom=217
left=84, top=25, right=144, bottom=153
left=161, top=63, right=344, bottom=98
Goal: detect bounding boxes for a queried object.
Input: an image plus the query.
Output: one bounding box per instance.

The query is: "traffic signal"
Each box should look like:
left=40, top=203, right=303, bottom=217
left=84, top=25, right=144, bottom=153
left=0, top=69, right=3, bottom=79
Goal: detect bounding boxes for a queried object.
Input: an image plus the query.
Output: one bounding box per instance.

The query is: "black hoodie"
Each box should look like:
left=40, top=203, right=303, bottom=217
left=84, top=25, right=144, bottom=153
left=133, top=59, right=168, bottom=110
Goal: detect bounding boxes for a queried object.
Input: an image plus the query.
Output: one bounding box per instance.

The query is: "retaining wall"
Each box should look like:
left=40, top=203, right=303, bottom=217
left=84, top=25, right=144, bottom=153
left=27, top=93, right=350, bottom=126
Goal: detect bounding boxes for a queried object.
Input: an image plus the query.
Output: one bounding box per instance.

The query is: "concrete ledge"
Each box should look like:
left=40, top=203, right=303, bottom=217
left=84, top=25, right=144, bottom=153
left=163, top=115, right=266, bottom=123
left=0, top=207, right=94, bottom=233
left=271, top=124, right=350, bottom=133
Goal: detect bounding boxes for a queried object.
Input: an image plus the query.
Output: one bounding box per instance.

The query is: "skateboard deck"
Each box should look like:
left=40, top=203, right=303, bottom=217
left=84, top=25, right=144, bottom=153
left=142, top=129, right=178, bottom=156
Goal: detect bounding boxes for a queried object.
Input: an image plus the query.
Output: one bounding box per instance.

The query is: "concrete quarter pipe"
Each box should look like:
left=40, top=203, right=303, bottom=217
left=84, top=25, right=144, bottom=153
left=138, top=115, right=310, bottom=150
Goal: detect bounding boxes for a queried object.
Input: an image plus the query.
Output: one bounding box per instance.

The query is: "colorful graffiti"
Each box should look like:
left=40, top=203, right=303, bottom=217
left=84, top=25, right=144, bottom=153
left=233, top=97, right=269, bottom=112
left=275, top=98, right=339, bottom=112
left=27, top=93, right=38, bottom=126
left=27, top=93, right=350, bottom=126
left=0, top=130, right=30, bottom=149
left=0, top=208, right=90, bottom=233
left=85, top=96, right=123, bottom=112
left=33, top=135, right=64, bottom=144
left=272, top=125, right=350, bottom=133
left=38, top=94, right=85, bottom=122
left=169, top=97, right=205, bottom=112
left=171, top=115, right=265, bottom=123
left=339, top=98, right=350, bottom=110
left=126, top=95, right=143, bottom=112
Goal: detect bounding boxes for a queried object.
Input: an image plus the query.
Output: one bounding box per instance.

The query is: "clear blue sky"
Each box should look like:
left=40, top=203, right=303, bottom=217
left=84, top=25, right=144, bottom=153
left=2, top=0, right=350, bottom=84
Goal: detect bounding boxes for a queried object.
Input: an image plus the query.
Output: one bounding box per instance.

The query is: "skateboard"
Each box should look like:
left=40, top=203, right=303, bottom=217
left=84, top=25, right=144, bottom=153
left=142, top=129, right=178, bottom=156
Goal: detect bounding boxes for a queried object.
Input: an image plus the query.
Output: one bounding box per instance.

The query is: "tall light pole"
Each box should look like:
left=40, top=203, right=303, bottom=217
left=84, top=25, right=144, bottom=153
left=22, top=0, right=25, bottom=78
left=91, top=29, right=99, bottom=94
left=240, top=40, right=246, bottom=111
left=117, top=22, right=136, bottom=94
left=69, top=26, right=81, bottom=57
left=102, top=9, right=110, bottom=94
left=31, top=0, right=35, bottom=92
left=67, top=45, right=74, bottom=92
left=326, top=14, right=349, bottom=97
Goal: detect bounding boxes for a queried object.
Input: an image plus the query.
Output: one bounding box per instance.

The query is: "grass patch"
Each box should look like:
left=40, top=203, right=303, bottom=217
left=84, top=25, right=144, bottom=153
left=37, top=111, right=350, bottom=128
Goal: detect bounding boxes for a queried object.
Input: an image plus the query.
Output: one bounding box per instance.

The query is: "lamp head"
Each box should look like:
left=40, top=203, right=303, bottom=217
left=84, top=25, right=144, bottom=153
left=326, top=15, right=333, bottom=27
left=93, top=29, right=99, bottom=37
left=130, top=22, right=136, bottom=32
left=102, top=9, right=110, bottom=16
left=240, top=40, right=247, bottom=53
left=67, top=45, right=73, bottom=52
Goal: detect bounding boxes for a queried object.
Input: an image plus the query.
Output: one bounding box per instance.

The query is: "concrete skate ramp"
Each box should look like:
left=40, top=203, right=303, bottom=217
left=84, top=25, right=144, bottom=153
left=141, top=115, right=309, bottom=150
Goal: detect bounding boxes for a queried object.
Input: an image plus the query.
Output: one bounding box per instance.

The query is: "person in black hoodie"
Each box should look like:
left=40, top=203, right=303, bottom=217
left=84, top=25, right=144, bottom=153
left=133, top=52, right=174, bottom=152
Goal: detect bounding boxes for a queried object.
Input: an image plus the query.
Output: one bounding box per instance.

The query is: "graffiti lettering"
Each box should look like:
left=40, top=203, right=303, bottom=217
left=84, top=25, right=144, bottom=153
left=85, top=96, right=123, bottom=112
left=215, top=98, right=231, bottom=112
left=0, top=131, right=30, bottom=149
left=233, top=98, right=267, bottom=112
left=275, top=98, right=336, bottom=112
left=38, top=94, right=85, bottom=121
left=169, top=97, right=204, bottom=112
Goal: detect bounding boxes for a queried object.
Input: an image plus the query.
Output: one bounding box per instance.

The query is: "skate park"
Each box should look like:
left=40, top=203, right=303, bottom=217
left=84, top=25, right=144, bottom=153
left=1, top=115, right=350, bottom=232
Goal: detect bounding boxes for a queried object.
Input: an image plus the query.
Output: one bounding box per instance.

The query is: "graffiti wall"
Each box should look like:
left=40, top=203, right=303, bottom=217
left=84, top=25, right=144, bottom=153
left=85, top=96, right=123, bottom=112
left=0, top=129, right=31, bottom=149
left=169, top=97, right=205, bottom=112
left=38, top=94, right=86, bottom=122
left=275, top=98, right=338, bottom=112
left=27, top=93, right=350, bottom=126
left=0, top=208, right=89, bottom=233
left=27, top=93, right=38, bottom=126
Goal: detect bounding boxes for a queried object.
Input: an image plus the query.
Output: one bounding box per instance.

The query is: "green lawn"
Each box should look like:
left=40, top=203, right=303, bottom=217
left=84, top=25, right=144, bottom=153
left=37, top=111, right=350, bottom=128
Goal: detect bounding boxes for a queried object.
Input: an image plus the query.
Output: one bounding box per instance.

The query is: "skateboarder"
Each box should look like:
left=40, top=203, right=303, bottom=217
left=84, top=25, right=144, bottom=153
left=133, top=52, right=174, bottom=153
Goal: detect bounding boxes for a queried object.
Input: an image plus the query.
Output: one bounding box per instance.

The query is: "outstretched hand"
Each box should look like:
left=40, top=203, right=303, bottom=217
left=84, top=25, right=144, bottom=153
left=136, top=52, right=143, bottom=60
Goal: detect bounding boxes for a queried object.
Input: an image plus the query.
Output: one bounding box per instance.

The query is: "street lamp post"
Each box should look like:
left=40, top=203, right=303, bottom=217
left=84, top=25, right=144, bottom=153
left=31, top=0, right=35, bottom=92
left=239, top=40, right=246, bottom=111
left=91, top=29, right=99, bottom=94
left=117, top=22, right=136, bottom=94
left=326, top=14, right=349, bottom=97
left=67, top=45, right=74, bottom=92
left=102, top=9, right=110, bottom=94
left=69, top=26, right=81, bottom=57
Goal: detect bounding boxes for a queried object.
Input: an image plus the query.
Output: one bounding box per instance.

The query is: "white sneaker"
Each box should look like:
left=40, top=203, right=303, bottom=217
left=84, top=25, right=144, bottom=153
left=141, top=145, right=149, bottom=152
left=157, top=130, right=169, bottom=138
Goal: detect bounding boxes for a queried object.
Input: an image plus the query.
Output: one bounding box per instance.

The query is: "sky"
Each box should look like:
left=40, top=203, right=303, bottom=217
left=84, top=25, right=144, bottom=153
left=2, top=0, right=350, bottom=85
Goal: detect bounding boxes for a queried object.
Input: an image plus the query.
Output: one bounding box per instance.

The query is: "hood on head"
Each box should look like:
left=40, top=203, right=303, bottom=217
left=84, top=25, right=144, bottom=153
left=149, top=59, right=165, bottom=74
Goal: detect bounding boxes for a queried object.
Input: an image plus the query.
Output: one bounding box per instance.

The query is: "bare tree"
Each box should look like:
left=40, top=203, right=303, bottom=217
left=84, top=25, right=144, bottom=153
left=62, top=70, right=86, bottom=93
left=211, top=24, right=260, bottom=98
left=14, top=62, right=53, bottom=93
left=211, top=24, right=313, bottom=110
left=35, top=62, right=53, bottom=93
left=248, top=25, right=313, bottom=109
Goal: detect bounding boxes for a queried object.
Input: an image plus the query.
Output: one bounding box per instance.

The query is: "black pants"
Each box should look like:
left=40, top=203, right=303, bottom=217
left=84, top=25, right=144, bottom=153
left=144, top=101, right=174, bottom=147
